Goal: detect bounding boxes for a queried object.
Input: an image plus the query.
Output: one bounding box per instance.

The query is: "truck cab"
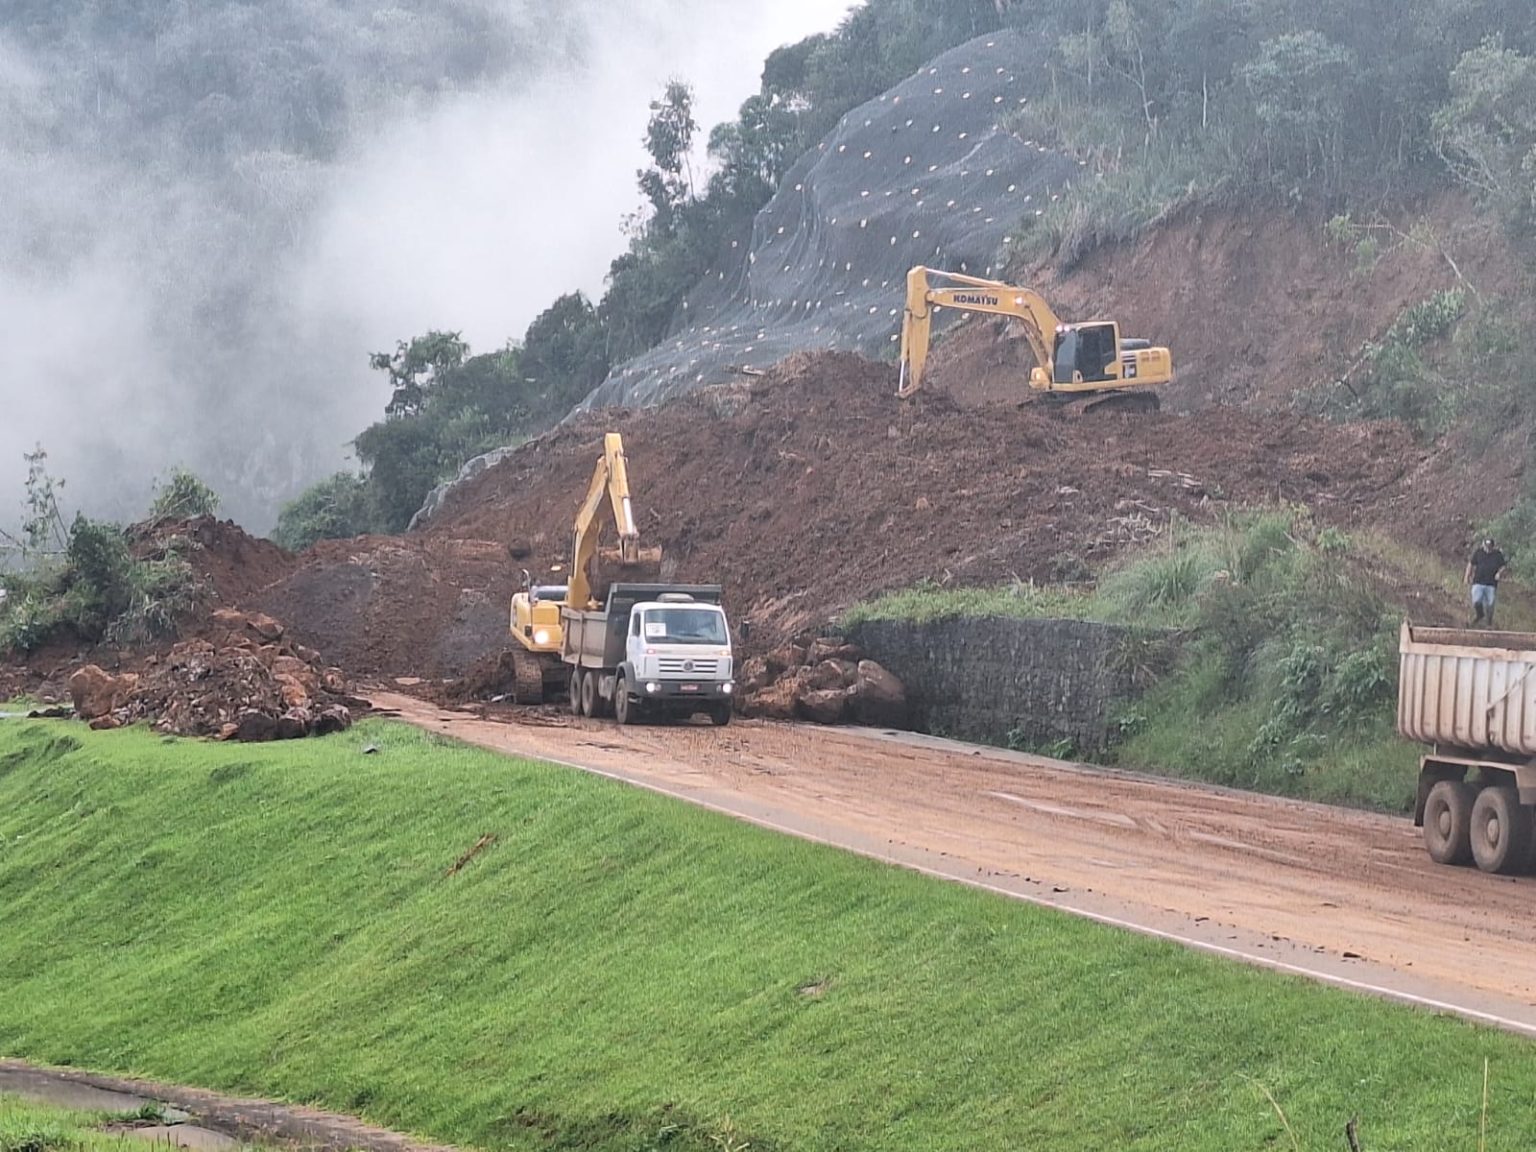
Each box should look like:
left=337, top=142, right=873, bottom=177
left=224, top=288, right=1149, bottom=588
left=561, top=584, right=735, bottom=726
left=625, top=594, right=734, bottom=719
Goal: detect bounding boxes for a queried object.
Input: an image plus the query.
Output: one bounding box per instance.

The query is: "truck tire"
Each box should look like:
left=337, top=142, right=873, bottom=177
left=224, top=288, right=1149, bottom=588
left=579, top=669, right=597, bottom=718
left=615, top=673, right=636, bottom=726
left=1423, top=779, right=1475, bottom=866
left=1470, top=785, right=1531, bottom=875
left=709, top=702, right=732, bottom=727
left=569, top=670, right=584, bottom=717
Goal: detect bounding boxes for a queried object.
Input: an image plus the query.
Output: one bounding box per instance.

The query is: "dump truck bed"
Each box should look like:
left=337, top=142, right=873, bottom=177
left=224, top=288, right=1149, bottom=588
left=1398, top=622, right=1536, bottom=756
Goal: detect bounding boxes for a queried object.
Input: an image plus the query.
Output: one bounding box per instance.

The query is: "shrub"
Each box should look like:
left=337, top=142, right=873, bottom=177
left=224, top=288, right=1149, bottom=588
left=150, top=468, right=221, bottom=521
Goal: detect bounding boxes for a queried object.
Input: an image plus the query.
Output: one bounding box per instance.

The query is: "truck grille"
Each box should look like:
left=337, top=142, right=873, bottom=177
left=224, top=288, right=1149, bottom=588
left=658, top=657, right=720, bottom=676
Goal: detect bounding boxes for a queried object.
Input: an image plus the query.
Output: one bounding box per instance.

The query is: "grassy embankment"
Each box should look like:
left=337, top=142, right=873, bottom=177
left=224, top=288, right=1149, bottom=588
left=3, top=717, right=1536, bottom=1150
left=842, top=511, right=1530, bottom=813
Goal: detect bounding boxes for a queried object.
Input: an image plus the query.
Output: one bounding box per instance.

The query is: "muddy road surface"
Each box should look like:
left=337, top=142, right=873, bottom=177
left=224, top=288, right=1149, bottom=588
left=376, top=692, right=1536, bottom=1036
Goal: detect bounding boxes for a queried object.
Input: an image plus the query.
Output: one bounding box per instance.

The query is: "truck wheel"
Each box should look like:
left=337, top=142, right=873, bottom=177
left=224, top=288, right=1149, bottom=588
left=1423, top=779, right=1475, bottom=866
left=709, top=702, right=732, bottom=727
left=579, top=669, right=597, bottom=718
left=569, top=670, right=584, bottom=717
left=615, top=674, right=636, bottom=725
left=1470, top=785, right=1531, bottom=875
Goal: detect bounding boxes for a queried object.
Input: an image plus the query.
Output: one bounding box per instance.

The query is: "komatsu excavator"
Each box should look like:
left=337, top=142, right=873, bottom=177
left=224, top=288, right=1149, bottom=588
left=897, top=266, right=1172, bottom=413
left=505, top=432, right=661, bottom=703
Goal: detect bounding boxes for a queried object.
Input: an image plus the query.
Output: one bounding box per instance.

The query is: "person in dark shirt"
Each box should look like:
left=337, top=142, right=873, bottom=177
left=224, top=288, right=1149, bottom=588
left=1466, top=537, right=1508, bottom=627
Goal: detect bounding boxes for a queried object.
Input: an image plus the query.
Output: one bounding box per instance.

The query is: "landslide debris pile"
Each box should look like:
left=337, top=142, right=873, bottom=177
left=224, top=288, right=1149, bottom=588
left=67, top=608, right=355, bottom=740
left=415, top=351, right=1419, bottom=660
left=740, top=635, right=907, bottom=726
left=580, top=30, right=1075, bottom=413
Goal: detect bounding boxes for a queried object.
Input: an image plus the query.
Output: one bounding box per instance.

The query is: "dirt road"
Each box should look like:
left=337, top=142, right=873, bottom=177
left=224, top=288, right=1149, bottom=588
left=375, top=693, right=1536, bottom=1035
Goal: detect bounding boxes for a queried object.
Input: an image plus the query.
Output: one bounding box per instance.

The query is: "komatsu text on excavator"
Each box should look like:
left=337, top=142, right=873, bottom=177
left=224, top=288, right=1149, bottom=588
left=505, top=431, right=661, bottom=703
left=897, top=266, right=1173, bottom=414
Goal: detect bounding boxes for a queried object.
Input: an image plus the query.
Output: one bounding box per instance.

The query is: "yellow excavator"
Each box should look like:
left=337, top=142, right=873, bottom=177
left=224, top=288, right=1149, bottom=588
left=506, top=432, right=662, bottom=703
left=897, top=266, right=1173, bottom=413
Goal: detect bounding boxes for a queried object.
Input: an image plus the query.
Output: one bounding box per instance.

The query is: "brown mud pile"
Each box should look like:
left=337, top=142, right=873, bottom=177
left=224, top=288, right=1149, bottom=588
left=417, top=351, right=1419, bottom=658
left=67, top=608, right=357, bottom=740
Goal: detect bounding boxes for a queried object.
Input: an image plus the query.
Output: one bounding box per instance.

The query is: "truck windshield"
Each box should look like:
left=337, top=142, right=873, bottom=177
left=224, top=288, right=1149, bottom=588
left=641, top=607, right=727, bottom=645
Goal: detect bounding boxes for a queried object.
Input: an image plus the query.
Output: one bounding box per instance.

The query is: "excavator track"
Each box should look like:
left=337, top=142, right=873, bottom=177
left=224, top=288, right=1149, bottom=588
left=1080, top=390, right=1161, bottom=416
left=1036, top=390, right=1161, bottom=418
left=510, top=647, right=546, bottom=705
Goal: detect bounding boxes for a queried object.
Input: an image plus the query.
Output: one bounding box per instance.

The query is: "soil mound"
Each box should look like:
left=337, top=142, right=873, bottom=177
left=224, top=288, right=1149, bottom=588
left=253, top=536, right=519, bottom=681
left=67, top=608, right=357, bottom=740
left=418, top=351, right=1419, bottom=653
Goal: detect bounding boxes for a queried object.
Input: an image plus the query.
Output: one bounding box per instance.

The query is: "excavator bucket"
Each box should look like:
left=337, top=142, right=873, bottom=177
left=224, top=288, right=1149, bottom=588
left=589, top=544, right=664, bottom=603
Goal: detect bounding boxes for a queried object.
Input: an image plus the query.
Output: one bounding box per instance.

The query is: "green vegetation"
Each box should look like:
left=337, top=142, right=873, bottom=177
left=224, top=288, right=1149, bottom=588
left=4, top=718, right=1536, bottom=1150
left=1008, top=0, right=1536, bottom=269
left=0, top=451, right=206, bottom=654
left=846, top=511, right=1430, bottom=810
left=0, top=1096, right=183, bottom=1152
left=149, top=469, right=222, bottom=523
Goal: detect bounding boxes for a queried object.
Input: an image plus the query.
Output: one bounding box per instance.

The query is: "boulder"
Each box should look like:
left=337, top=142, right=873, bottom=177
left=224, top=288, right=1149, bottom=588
left=797, top=688, right=848, bottom=725
left=233, top=710, right=282, bottom=742
left=314, top=705, right=353, bottom=735
left=764, top=643, right=808, bottom=676
left=744, top=680, right=798, bottom=720
left=321, top=668, right=348, bottom=695
left=849, top=660, right=908, bottom=727
left=246, top=612, right=285, bottom=641
left=274, top=673, right=311, bottom=711
left=808, top=636, right=862, bottom=664
left=68, top=665, right=120, bottom=720
left=805, top=660, right=850, bottom=692
left=738, top=655, right=770, bottom=695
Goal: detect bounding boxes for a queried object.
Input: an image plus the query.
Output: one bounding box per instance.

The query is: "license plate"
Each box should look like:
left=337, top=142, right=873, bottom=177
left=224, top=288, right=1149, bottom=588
left=680, top=684, right=698, bottom=692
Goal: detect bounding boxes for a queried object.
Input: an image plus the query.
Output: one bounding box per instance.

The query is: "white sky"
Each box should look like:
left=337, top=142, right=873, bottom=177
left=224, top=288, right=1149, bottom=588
left=298, top=0, right=860, bottom=361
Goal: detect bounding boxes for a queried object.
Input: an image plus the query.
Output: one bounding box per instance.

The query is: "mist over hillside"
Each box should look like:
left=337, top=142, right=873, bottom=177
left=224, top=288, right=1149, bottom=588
left=0, top=0, right=845, bottom=530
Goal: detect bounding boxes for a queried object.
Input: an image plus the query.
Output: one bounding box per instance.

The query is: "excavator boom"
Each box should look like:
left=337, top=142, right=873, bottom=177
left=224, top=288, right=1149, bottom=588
left=897, top=265, right=1172, bottom=410
left=568, top=432, right=662, bottom=610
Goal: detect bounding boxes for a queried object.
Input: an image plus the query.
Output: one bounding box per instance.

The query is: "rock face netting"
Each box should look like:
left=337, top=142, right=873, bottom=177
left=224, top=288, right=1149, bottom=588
left=580, top=29, right=1078, bottom=411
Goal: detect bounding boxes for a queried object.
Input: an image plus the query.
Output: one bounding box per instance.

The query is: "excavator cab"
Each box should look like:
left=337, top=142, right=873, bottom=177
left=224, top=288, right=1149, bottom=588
left=1051, top=323, right=1121, bottom=384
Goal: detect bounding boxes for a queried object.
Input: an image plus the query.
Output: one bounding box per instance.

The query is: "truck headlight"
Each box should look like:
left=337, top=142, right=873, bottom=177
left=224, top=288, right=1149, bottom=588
left=646, top=681, right=660, bottom=694
left=722, top=682, right=733, bottom=694
left=533, top=629, right=551, bottom=645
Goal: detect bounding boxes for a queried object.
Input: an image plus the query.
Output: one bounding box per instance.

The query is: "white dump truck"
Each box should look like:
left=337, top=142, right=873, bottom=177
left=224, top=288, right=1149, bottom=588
left=561, top=583, right=735, bottom=726
left=1401, top=622, right=1536, bottom=872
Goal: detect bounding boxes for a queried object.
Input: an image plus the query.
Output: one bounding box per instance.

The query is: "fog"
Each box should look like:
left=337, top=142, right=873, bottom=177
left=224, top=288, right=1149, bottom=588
left=0, top=1, right=853, bottom=533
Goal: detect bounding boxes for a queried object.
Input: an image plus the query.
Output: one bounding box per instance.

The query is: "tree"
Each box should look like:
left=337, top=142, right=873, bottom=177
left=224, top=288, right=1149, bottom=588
left=272, top=473, right=373, bottom=551
left=517, top=292, right=610, bottom=415
left=370, top=331, right=471, bottom=419
left=1240, top=32, right=1357, bottom=187
left=1434, top=37, right=1536, bottom=223
left=638, top=80, right=698, bottom=233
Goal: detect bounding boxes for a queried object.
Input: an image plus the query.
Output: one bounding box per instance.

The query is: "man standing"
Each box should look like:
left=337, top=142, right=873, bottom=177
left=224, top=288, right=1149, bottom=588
left=1466, top=537, right=1508, bottom=627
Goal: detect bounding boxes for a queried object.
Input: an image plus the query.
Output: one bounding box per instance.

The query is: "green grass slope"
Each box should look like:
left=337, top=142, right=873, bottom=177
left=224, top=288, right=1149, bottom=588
left=1, top=719, right=1535, bottom=1150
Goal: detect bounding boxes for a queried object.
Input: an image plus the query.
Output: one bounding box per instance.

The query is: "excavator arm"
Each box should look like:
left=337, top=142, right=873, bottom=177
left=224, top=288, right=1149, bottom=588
left=899, top=267, right=1061, bottom=399
left=567, top=432, right=660, bottom=610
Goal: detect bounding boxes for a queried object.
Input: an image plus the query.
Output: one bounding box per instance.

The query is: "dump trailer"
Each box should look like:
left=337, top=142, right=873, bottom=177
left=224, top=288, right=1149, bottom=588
left=1401, top=622, right=1536, bottom=873
left=561, top=583, right=735, bottom=726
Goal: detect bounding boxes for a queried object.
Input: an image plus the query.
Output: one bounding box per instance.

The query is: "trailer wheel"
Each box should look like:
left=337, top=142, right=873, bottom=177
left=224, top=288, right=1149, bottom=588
left=1423, top=779, right=1475, bottom=866
left=569, top=670, right=584, bottom=717
left=1470, top=785, right=1531, bottom=875
left=615, top=674, right=636, bottom=726
left=579, top=669, right=597, bottom=718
